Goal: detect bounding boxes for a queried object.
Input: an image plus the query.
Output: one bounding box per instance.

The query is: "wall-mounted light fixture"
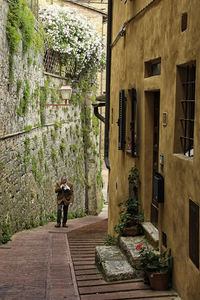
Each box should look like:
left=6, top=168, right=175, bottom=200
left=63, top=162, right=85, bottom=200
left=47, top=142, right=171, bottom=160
left=60, top=85, right=72, bottom=105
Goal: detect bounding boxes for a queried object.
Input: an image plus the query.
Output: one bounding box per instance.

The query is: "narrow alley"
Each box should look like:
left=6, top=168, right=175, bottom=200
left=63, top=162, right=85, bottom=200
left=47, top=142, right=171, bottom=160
left=0, top=206, right=180, bottom=300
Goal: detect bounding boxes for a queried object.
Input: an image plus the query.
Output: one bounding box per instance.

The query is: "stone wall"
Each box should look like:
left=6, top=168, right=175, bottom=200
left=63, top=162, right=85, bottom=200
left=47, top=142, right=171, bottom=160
left=0, top=0, right=102, bottom=243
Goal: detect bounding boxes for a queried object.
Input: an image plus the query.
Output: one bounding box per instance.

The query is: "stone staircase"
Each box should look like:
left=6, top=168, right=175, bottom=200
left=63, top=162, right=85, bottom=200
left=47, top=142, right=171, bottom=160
left=95, top=222, right=159, bottom=282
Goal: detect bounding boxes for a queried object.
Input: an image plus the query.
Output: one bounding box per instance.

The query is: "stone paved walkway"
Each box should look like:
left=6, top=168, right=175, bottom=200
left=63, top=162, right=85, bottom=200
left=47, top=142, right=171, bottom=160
left=0, top=205, right=181, bottom=300
left=0, top=207, right=108, bottom=300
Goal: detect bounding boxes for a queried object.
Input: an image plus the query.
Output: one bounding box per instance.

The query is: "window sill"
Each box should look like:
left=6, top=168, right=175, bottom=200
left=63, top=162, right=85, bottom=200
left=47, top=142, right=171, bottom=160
left=173, top=153, right=194, bottom=161
left=126, top=150, right=132, bottom=155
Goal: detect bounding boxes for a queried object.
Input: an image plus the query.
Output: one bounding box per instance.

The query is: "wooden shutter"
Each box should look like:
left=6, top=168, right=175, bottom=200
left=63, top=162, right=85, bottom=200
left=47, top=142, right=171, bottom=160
left=130, top=88, right=137, bottom=157
left=117, top=90, right=126, bottom=150
left=189, top=200, right=199, bottom=268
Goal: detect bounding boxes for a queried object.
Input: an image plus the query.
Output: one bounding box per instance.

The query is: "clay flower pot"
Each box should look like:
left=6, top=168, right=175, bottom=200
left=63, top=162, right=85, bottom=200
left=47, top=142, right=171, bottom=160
left=145, top=270, right=169, bottom=290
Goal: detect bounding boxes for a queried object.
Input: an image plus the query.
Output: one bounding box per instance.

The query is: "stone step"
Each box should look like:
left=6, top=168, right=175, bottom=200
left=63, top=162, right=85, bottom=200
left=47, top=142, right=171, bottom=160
left=119, top=235, right=151, bottom=278
left=95, top=245, right=136, bottom=281
left=141, top=222, right=159, bottom=248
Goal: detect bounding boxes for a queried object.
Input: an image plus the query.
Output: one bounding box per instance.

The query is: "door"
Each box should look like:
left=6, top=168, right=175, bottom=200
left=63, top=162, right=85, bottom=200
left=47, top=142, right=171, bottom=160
left=151, top=92, right=160, bottom=228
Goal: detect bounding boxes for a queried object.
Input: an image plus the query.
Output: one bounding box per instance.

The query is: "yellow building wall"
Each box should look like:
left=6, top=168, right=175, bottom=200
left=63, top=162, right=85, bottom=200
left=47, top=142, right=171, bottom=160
left=109, top=1, right=200, bottom=300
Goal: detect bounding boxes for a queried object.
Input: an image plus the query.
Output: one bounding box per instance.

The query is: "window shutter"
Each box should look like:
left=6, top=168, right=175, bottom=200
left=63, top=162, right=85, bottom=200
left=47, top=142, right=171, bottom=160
left=117, top=90, right=126, bottom=150
left=130, top=88, right=137, bottom=157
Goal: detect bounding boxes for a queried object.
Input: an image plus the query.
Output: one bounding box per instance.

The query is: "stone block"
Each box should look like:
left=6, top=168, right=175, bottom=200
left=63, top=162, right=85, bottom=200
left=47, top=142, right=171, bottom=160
left=141, top=222, right=159, bottom=248
left=119, top=236, right=151, bottom=278
left=95, top=246, right=136, bottom=281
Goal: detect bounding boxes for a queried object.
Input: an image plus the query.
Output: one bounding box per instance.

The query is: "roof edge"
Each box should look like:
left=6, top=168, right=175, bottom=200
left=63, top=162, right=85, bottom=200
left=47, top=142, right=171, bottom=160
left=63, top=0, right=108, bottom=16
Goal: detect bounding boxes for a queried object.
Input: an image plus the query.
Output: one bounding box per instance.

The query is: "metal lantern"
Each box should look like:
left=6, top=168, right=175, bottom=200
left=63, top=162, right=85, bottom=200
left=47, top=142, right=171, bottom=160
left=60, top=85, right=72, bottom=104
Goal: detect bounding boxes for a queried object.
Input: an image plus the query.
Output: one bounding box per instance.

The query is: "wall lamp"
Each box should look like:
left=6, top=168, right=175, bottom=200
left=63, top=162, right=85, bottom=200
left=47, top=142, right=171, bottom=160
left=60, top=85, right=72, bottom=105
left=44, top=85, right=73, bottom=107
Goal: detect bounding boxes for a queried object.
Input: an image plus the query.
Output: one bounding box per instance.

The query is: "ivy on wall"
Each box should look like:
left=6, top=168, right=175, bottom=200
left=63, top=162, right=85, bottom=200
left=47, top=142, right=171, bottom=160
left=6, top=0, right=44, bottom=83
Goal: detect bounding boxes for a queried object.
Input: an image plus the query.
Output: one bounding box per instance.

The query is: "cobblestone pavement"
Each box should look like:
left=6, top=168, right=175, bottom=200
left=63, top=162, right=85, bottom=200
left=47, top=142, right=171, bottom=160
left=0, top=207, right=108, bottom=300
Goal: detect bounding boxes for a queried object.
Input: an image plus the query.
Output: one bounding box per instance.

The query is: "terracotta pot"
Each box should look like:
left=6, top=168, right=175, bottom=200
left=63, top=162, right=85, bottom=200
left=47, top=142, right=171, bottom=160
left=123, top=225, right=140, bottom=236
left=145, top=270, right=169, bottom=290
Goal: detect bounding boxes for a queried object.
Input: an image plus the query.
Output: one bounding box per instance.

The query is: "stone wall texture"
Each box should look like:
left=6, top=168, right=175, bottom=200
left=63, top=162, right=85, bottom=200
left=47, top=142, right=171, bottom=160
left=0, top=0, right=101, bottom=242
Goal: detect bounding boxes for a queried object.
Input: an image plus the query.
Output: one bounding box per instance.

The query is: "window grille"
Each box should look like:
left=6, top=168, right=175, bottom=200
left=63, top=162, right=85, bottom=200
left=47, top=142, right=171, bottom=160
left=189, top=200, right=199, bottom=268
left=44, top=50, right=62, bottom=76
left=130, top=88, right=137, bottom=157
left=117, top=90, right=126, bottom=150
left=179, top=64, right=196, bottom=157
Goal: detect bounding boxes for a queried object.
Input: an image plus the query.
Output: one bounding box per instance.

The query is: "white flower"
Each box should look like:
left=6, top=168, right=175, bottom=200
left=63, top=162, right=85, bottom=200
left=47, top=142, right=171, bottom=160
left=39, top=5, right=105, bottom=78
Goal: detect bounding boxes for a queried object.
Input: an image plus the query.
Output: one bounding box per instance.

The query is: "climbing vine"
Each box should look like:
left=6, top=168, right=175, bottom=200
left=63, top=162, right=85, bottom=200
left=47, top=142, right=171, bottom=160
left=6, top=0, right=44, bottom=84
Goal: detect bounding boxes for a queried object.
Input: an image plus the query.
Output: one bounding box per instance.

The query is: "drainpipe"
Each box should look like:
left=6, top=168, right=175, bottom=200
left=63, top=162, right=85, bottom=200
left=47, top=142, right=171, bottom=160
left=104, top=0, right=112, bottom=170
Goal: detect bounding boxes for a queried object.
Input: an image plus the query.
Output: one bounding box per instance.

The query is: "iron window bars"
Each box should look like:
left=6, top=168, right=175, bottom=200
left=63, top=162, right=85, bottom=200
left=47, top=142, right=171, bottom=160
left=117, top=90, right=126, bottom=150
left=180, top=64, right=196, bottom=157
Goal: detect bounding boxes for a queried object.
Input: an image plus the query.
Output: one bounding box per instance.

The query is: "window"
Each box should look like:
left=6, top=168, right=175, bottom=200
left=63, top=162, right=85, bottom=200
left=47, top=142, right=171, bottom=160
left=145, top=58, right=161, bottom=78
left=117, top=89, right=138, bottom=155
left=181, top=13, right=188, bottom=32
left=117, top=90, right=126, bottom=150
left=189, top=200, right=199, bottom=268
left=174, top=62, right=196, bottom=157
left=126, top=89, right=137, bottom=157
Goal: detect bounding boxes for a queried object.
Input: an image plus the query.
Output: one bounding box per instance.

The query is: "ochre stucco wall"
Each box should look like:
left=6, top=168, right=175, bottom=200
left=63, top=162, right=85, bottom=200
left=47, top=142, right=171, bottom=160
left=109, top=1, right=200, bottom=300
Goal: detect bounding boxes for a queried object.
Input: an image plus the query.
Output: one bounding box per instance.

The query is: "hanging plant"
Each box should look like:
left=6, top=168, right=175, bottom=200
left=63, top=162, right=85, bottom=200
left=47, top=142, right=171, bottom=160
left=39, top=5, right=106, bottom=81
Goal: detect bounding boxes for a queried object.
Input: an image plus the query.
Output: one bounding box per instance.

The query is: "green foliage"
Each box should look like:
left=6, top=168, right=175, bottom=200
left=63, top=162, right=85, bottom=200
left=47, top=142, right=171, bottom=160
left=17, top=80, right=22, bottom=96
left=38, top=148, right=44, bottom=165
left=97, top=170, right=103, bottom=188
left=33, top=135, right=38, bottom=144
left=51, top=88, right=59, bottom=103
left=42, top=134, right=47, bottom=148
left=24, top=125, right=32, bottom=132
left=27, top=55, right=32, bottom=67
left=40, top=84, right=48, bottom=125
left=17, top=80, right=31, bottom=117
left=114, top=168, right=143, bottom=235
left=46, top=210, right=57, bottom=222
left=50, top=129, right=57, bottom=141
left=39, top=204, right=47, bottom=226
left=104, top=235, right=118, bottom=246
left=70, top=92, right=84, bottom=106
left=33, top=27, right=45, bottom=55
left=99, top=193, right=104, bottom=212
left=39, top=6, right=105, bottom=81
left=68, top=209, right=87, bottom=219
left=31, top=156, right=42, bottom=184
left=1, top=220, right=12, bottom=244
left=32, top=85, right=40, bottom=104
left=24, top=137, right=31, bottom=170
left=6, top=0, right=37, bottom=83
left=92, top=115, right=99, bottom=136
left=54, top=120, right=62, bottom=131
left=0, top=162, right=4, bottom=170
left=70, top=144, right=78, bottom=153
left=59, top=139, right=66, bottom=158
left=44, top=161, right=49, bottom=173
left=51, top=147, right=58, bottom=163
left=128, top=167, right=140, bottom=186
left=137, top=244, right=172, bottom=274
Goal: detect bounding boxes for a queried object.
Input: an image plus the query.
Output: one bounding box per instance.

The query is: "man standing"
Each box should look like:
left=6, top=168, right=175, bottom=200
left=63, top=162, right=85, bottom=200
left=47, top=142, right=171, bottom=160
left=55, top=176, right=74, bottom=227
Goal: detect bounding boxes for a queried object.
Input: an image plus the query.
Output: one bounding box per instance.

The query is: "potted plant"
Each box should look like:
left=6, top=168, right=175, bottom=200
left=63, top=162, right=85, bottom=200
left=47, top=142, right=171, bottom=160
left=114, top=167, right=143, bottom=236
left=136, top=243, right=172, bottom=290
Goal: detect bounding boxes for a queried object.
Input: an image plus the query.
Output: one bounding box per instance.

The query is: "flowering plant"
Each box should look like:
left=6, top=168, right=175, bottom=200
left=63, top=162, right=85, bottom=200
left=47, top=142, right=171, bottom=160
left=136, top=243, right=171, bottom=274
left=39, top=5, right=106, bottom=80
